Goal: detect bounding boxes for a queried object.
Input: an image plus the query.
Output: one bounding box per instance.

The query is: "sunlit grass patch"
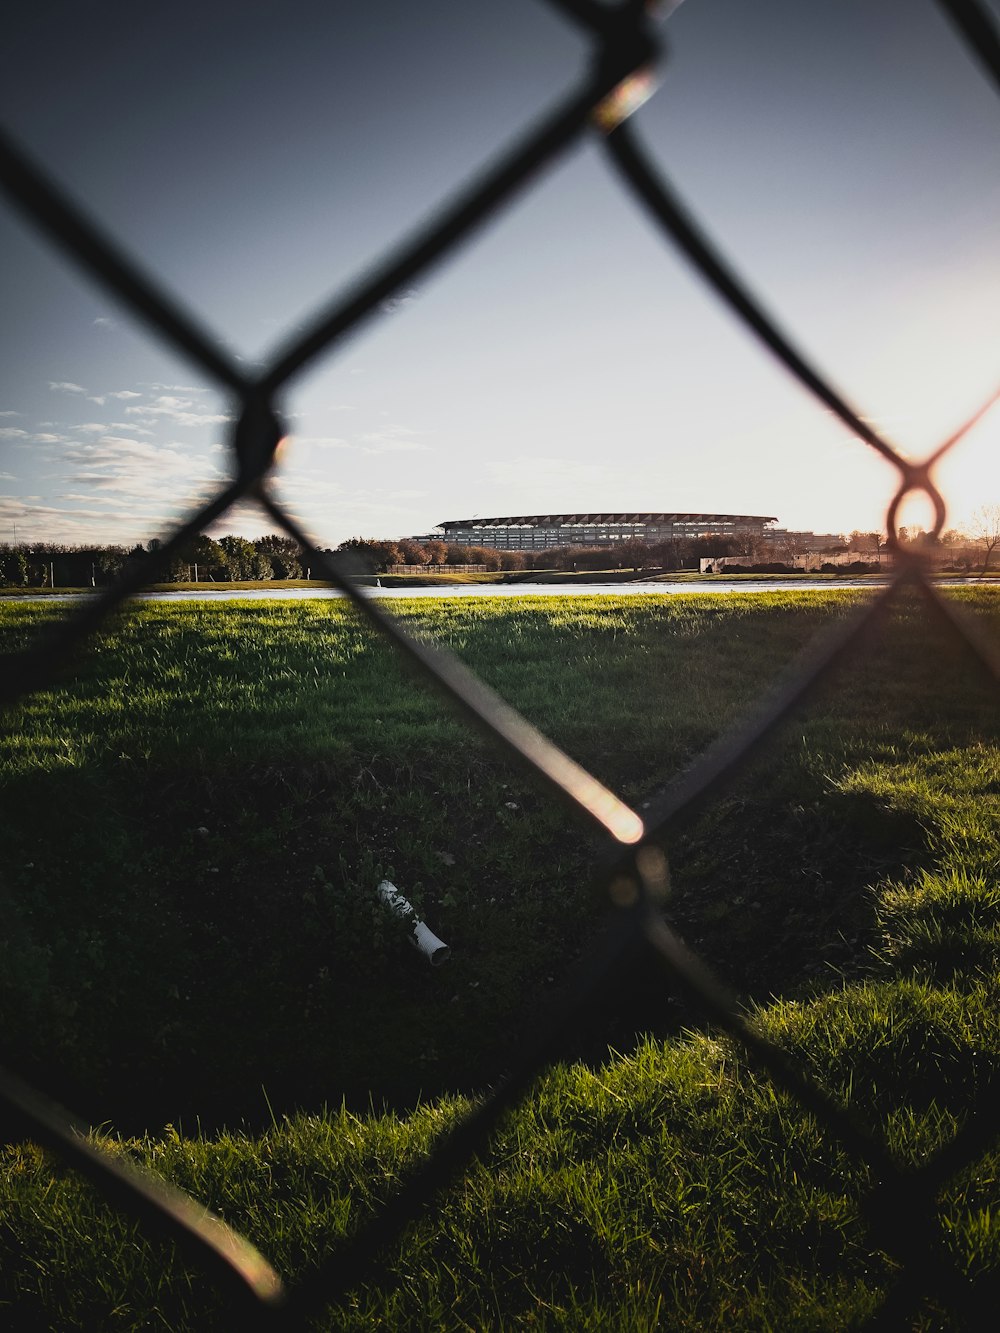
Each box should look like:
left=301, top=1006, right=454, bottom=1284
left=1, top=588, right=998, bottom=1327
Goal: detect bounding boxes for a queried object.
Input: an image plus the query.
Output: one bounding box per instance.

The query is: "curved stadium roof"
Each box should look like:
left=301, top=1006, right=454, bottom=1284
left=440, top=512, right=778, bottom=528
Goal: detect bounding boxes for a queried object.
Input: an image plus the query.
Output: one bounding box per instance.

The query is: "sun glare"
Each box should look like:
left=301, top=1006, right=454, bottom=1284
left=930, top=397, right=1000, bottom=533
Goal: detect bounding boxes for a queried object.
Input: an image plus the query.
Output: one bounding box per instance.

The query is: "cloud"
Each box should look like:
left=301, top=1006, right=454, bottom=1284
left=0, top=411, right=20, bottom=418
left=111, top=421, right=154, bottom=435
left=0, top=472, right=15, bottom=480
left=0, top=428, right=66, bottom=443
left=21, top=428, right=230, bottom=543
left=0, top=494, right=140, bottom=525
left=92, top=316, right=116, bottom=330
left=378, top=288, right=419, bottom=316
left=61, top=435, right=225, bottom=508
left=106, top=389, right=142, bottom=400
left=125, top=395, right=230, bottom=427
left=0, top=473, right=239, bottom=544
left=48, top=381, right=87, bottom=394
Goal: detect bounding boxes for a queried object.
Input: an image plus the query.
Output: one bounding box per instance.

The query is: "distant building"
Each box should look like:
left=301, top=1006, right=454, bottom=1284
left=766, top=529, right=846, bottom=552
left=414, top=512, right=779, bottom=552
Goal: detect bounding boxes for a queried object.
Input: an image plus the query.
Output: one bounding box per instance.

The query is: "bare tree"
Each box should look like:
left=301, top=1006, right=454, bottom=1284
left=971, top=504, right=1000, bottom=578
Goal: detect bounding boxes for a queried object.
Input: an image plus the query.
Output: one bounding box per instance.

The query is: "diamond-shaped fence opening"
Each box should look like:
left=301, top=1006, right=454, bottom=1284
left=1, top=1, right=999, bottom=1326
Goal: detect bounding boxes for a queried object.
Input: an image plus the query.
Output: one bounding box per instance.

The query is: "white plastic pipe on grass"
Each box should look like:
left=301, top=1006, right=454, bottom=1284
left=377, top=880, right=451, bottom=966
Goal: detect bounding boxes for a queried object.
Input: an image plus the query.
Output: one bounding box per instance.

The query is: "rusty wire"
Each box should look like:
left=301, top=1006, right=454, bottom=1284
left=1, top=0, right=999, bottom=1326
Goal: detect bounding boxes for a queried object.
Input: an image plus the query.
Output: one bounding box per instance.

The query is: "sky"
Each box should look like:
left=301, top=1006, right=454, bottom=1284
left=2, top=0, right=999, bottom=551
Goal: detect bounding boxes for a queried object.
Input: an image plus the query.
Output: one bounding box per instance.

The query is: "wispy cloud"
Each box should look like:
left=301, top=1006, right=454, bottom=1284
left=8, top=424, right=230, bottom=543
left=0, top=427, right=67, bottom=444
left=48, top=381, right=87, bottom=394
left=0, top=489, right=210, bottom=547
left=125, top=395, right=230, bottom=427
left=60, top=435, right=225, bottom=513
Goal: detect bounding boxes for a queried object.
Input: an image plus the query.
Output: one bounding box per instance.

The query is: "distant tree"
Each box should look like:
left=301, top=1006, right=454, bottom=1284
left=164, top=534, right=227, bottom=582
left=524, top=547, right=561, bottom=570
left=0, top=547, right=28, bottom=586
left=255, top=533, right=302, bottom=579
left=397, top=538, right=431, bottom=566
left=652, top=537, right=688, bottom=570
left=95, top=548, right=127, bottom=583
left=687, top=534, right=744, bottom=562
left=219, top=534, right=271, bottom=580
left=940, top=528, right=968, bottom=547
left=368, top=540, right=401, bottom=572
left=971, top=504, right=1000, bottom=577
left=896, top=525, right=931, bottom=548
left=939, top=528, right=974, bottom=571
left=848, top=531, right=884, bottom=561
left=459, top=545, right=481, bottom=567
left=194, top=535, right=227, bottom=580
left=462, top=545, right=502, bottom=570
left=423, top=540, right=447, bottom=566
left=335, top=538, right=377, bottom=574
left=619, top=537, right=651, bottom=572
left=567, top=546, right=617, bottom=571
left=334, top=537, right=401, bottom=574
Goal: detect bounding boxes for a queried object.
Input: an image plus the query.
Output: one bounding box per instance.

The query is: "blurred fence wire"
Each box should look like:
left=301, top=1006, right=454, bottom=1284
left=2, top=0, right=1000, bottom=1326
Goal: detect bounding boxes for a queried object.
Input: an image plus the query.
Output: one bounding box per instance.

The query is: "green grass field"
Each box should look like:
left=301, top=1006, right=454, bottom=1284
left=1, top=589, right=998, bottom=1328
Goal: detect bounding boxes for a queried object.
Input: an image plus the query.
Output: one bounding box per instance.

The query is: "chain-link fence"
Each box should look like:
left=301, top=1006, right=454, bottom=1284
left=2, top=0, right=999, bottom=1326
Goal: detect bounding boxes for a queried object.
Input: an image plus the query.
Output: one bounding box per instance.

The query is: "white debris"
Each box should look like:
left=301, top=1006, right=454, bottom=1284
left=377, top=880, right=451, bottom=966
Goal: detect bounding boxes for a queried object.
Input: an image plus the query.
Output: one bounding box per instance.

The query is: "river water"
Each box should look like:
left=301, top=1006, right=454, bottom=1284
left=10, top=577, right=990, bottom=604
left=4, top=579, right=913, bottom=604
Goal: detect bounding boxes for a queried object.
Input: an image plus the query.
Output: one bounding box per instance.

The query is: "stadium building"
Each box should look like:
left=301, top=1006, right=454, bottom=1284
left=420, top=512, right=779, bottom=552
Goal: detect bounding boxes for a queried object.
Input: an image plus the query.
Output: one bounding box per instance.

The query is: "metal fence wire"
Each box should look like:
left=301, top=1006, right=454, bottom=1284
left=2, top=0, right=1000, bottom=1326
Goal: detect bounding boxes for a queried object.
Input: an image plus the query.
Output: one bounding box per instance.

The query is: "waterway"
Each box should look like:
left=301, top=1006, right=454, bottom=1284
left=2, top=578, right=929, bottom=604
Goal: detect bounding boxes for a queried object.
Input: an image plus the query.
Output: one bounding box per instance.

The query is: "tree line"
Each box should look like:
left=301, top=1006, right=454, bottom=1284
left=0, top=531, right=754, bottom=585
left=1, top=506, right=997, bottom=586
left=0, top=534, right=307, bottom=587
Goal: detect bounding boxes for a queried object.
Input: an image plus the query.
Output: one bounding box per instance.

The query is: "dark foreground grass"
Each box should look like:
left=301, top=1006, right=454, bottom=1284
left=1, top=589, right=998, bottom=1328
